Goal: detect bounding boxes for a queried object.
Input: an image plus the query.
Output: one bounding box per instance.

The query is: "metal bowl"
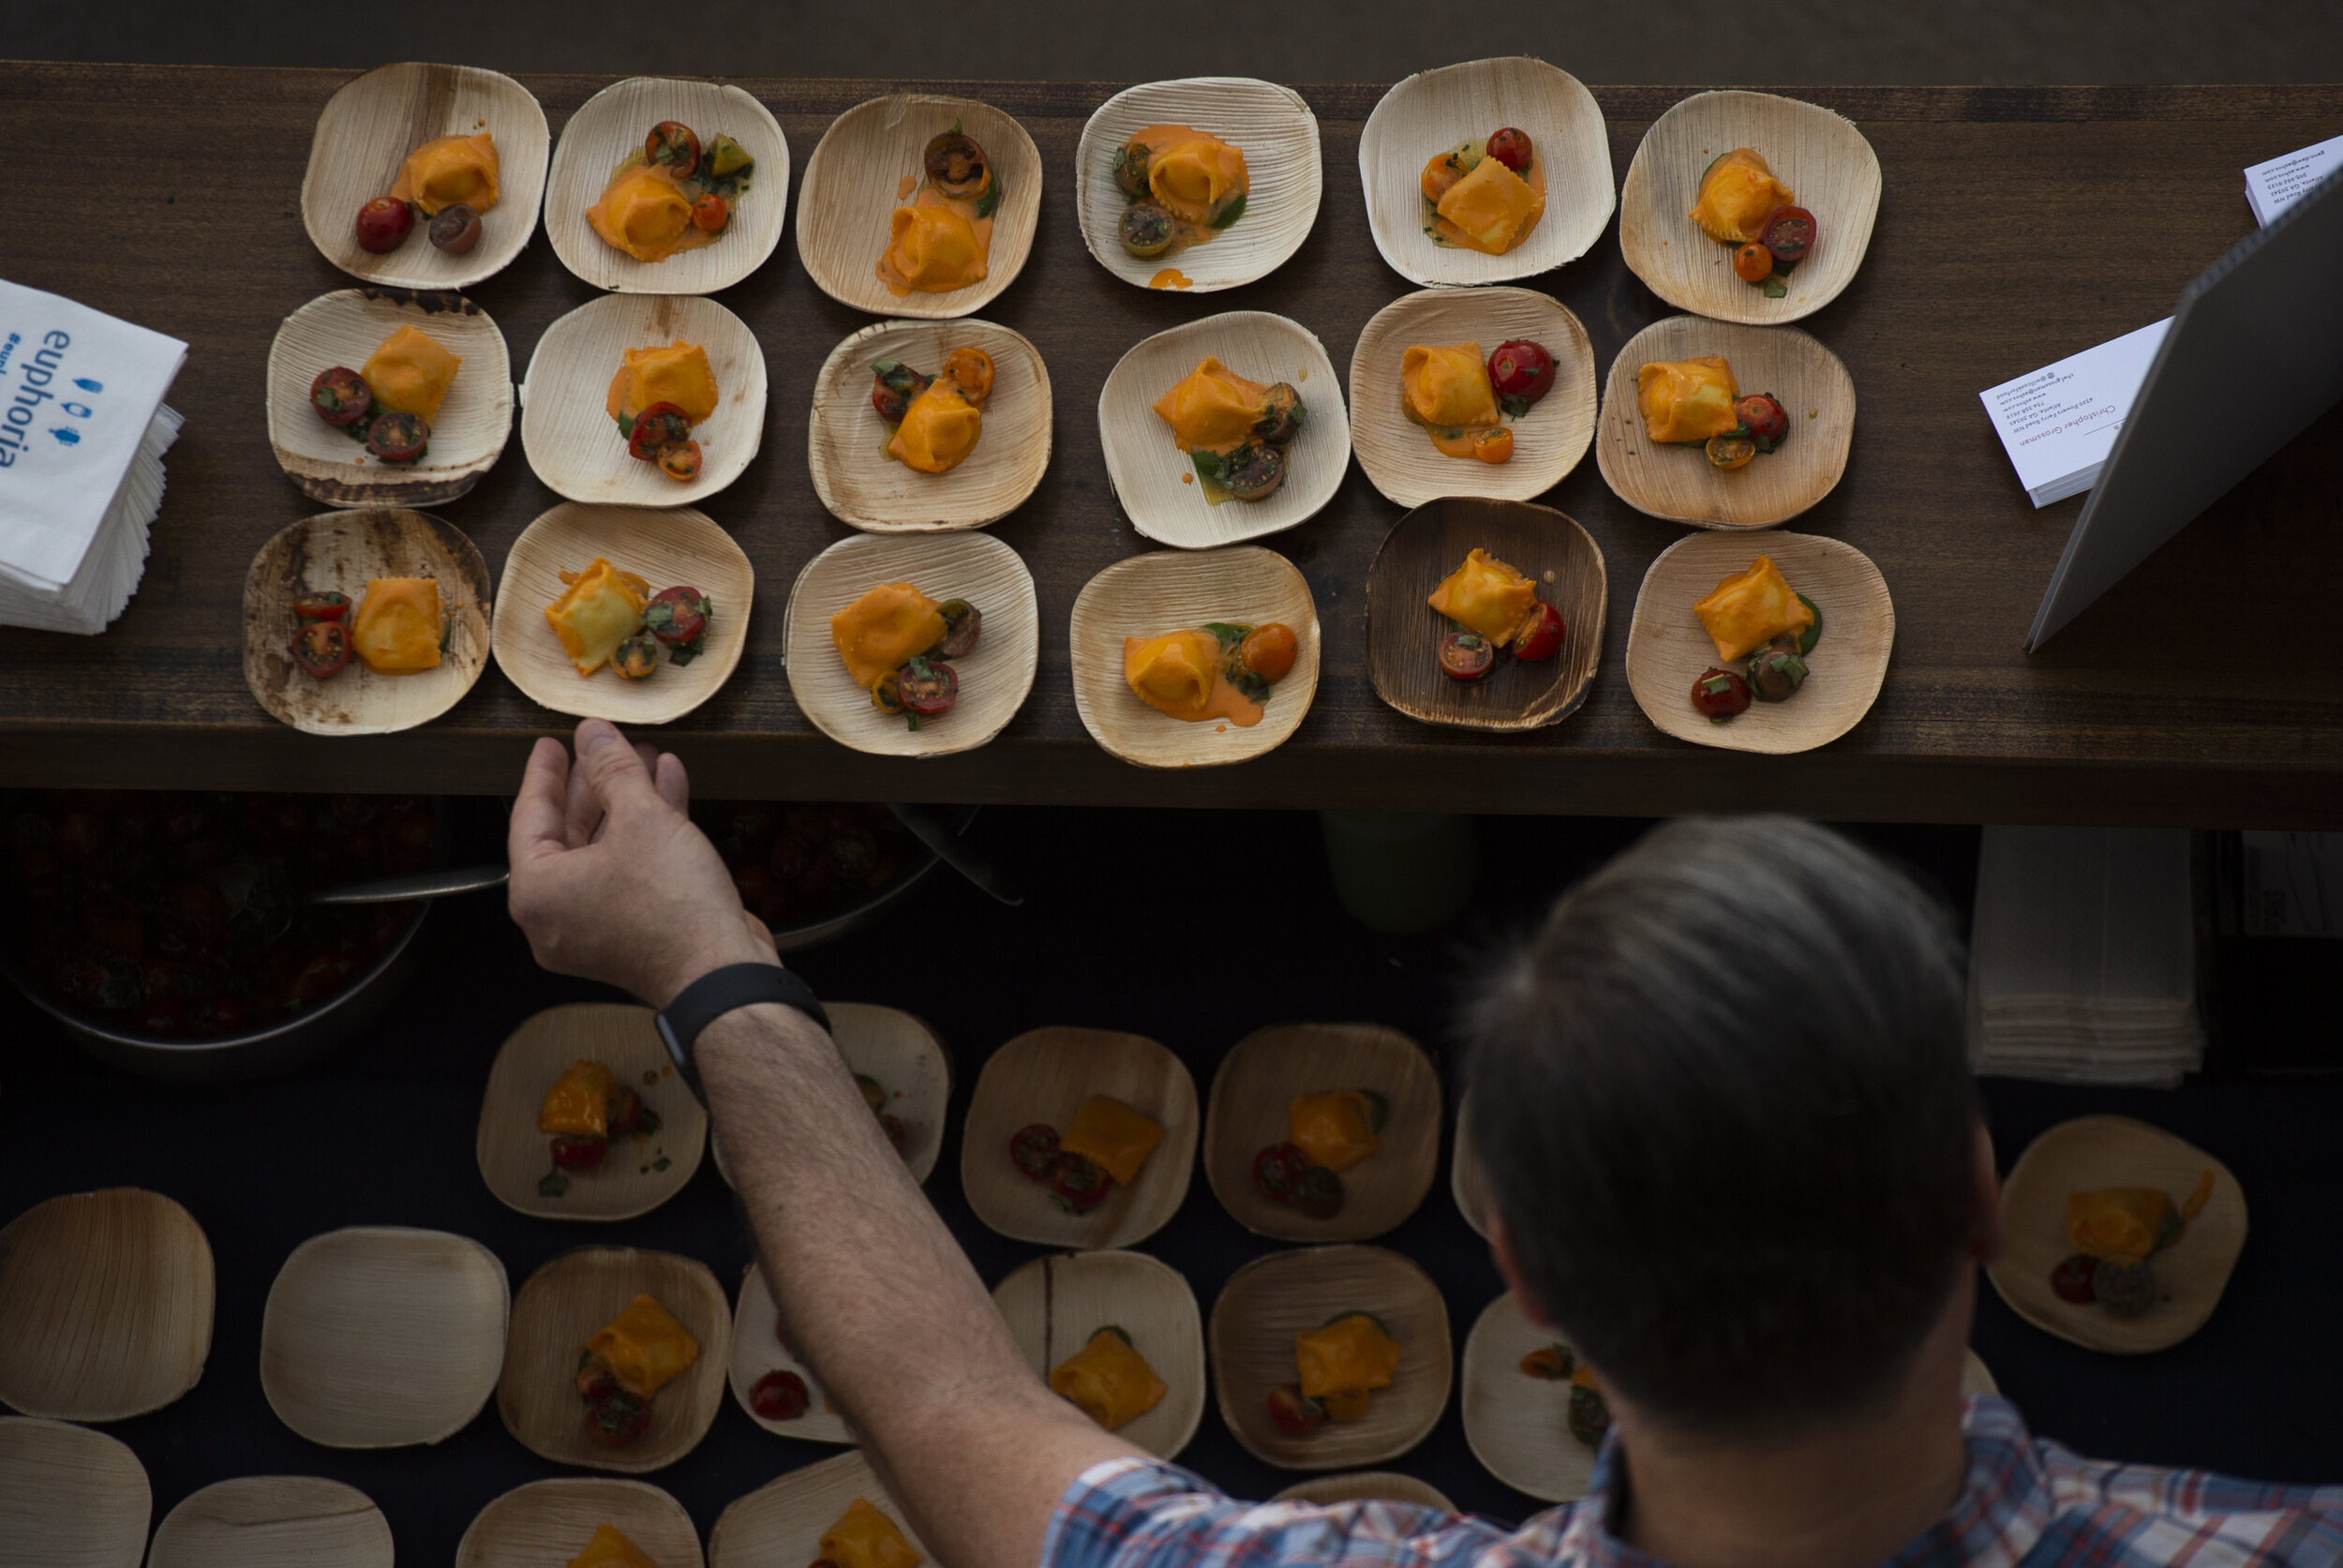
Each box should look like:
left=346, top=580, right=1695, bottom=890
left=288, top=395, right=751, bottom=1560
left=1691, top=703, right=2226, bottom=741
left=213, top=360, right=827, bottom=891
left=766, top=805, right=978, bottom=953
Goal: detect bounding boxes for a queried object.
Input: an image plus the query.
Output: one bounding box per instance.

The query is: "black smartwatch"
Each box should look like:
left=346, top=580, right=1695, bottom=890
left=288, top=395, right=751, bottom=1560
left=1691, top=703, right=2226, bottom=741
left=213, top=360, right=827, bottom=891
left=654, top=963, right=830, bottom=1103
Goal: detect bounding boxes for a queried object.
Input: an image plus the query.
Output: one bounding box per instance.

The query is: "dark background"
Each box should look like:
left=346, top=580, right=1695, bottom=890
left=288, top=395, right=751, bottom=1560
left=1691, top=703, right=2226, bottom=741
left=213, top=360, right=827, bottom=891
left=8, top=7, right=2343, bottom=1562
left=3, top=801, right=2339, bottom=1566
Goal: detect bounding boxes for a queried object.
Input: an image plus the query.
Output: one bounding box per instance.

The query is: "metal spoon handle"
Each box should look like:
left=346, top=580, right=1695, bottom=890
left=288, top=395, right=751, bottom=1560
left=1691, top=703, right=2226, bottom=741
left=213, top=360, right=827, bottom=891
left=888, top=803, right=1022, bottom=907
left=308, top=864, right=512, bottom=905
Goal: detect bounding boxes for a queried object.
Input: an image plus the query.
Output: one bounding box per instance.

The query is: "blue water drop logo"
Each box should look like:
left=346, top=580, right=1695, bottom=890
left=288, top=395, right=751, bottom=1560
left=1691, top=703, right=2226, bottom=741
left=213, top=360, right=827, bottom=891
left=72, top=379, right=103, bottom=394
left=50, top=427, right=81, bottom=446
left=62, top=402, right=92, bottom=418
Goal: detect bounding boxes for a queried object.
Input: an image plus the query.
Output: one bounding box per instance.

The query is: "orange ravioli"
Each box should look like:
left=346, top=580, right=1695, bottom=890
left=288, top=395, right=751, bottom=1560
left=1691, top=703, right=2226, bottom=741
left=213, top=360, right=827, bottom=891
left=1690, top=148, right=1795, bottom=245
left=1427, top=548, right=1537, bottom=647
left=587, top=164, right=706, bottom=264
left=1058, top=1094, right=1165, bottom=1187
left=586, top=1292, right=700, bottom=1399
left=361, top=325, right=461, bottom=424
left=1637, top=357, right=1739, bottom=444
left=392, top=132, right=500, bottom=217
left=351, top=576, right=445, bottom=673
left=606, top=341, right=719, bottom=426
left=1152, top=356, right=1270, bottom=455
left=544, top=558, right=650, bottom=677
left=1123, top=629, right=1261, bottom=727
left=1434, top=155, right=1544, bottom=255
left=1693, top=556, right=1813, bottom=663
left=831, top=583, right=945, bottom=690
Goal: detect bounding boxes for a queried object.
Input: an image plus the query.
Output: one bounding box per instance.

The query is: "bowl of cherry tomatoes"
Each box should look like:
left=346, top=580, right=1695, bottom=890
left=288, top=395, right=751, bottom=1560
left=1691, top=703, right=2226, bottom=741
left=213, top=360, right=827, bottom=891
left=0, top=790, right=446, bottom=1081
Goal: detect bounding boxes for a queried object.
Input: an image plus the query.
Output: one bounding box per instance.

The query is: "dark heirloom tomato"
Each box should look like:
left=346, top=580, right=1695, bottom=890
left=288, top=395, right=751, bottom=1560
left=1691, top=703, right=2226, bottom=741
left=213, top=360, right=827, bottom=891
left=1223, top=441, right=1286, bottom=502
left=606, top=1087, right=644, bottom=1138
left=935, top=600, right=982, bottom=659
left=612, top=635, right=662, bottom=679
left=308, top=367, right=372, bottom=427
left=1119, top=201, right=1174, bottom=259
left=655, top=442, right=702, bottom=483
left=1252, top=383, right=1305, bottom=445
left=1487, top=339, right=1554, bottom=404
left=646, top=121, right=702, bottom=176
left=691, top=193, right=729, bottom=234
left=1266, top=1383, right=1327, bottom=1434
left=1048, top=1151, right=1115, bottom=1214
left=293, top=590, right=351, bottom=621
left=353, top=196, right=412, bottom=253
left=1011, top=1124, right=1061, bottom=1181
left=870, top=360, right=930, bottom=423
left=1485, top=127, right=1534, bottom=172
left=1734, top=394, right=1790, bottom=443
left=585, top=1390, right=651, bottom=1446
left=1112, top=138, right=1153, bottom=198
left=1691, top=667, right=1751, bottom=719
left=1252, top=1142, right=1308, bottom=1203
left=366, top=411, right=428, bottom=463
left=628, top=403, right=694, bottom=460
left=551, top=1134, right=608, bottom=1172
left=292, top=620, right=351, bottom=679
left=922, top=131, right=993, bottom=200
left=427, top=203, right=482, bottom=253
left=1290, top=1163, right=1345, bottom=1220
left=1439, top=631, right=1494, bottom=682
left=751, top=1369, right=810, bottom=1422
left=1761, top=204, right=1817, bottom=264
left=895, top=657, right=957, bottom=717
left=2051, top=1253, right=2098, bottom=1304
left=643, top=587, right=710, bottom=647
left=1512, top=602, right=1566, bottom=663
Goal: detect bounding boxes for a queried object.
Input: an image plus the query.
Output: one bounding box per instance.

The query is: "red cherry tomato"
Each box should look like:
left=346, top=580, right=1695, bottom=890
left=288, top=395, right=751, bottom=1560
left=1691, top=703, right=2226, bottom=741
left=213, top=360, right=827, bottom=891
left=365, top=411, right=428, bottom=463
left=585, top=1391, right=651, bottom=1446
left=550, top=1134, right=607, bottom=1172
left=353, top=197, right=412, bottom=253
left=1291, top=1164, right=1345, bottom=1220
left=1735, top=394, right=1789, bottom=443
left=646, top=122, right=702, bottom=177
left=655, top=441, right=703, bottom=482
left=605, top=1087, right=644, bottom=1138
left=1011, top=1124, right=1061, bottom=1181
left=293, top=590, right=351, bottom=621
left=1439, top=631, right=1494, bottom=681
left=691, top=193, right=729, bottom=233
left=628, top=403, right=694, bottom=461
left=2051, top=1253, right=2099, bottom=1304
left=1049, top=1151, right=1115, bottom=1214
left=1513, top=602, right=1566, bottom=663
left=643, top=587, right=710, bottom=647
left=1485, top=127, right=1534, bottom=173
left=751, top=1369, right=810, bottom=1422
left=1252, top=1142, right=1308, bottom=1203
left=1267, top=1383, right=1327, bottom=1433
left=1761, top=204, right=1817, bottom=264
left=1691, top=666, right=1752, bottom=719
left=309, top=367, right=372, bottom=427
left=896, top=657, right=957, bottom=716
left=292, top=620, right=351, bottom=679
left=1486, top=339, right=1555, bottom=404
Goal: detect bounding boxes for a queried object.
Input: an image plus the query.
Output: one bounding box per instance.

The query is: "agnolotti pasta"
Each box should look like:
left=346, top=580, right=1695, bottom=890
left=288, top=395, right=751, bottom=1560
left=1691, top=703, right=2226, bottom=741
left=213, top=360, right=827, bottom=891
left=1435, top=156, right=1543, bottom=255
left=1401, top=343, right=1500, bottom=431
left=607, top=341, right=719, bottom=427
left=1636, top=357, right=1740, bottom=444
left=586, top=1293, right=701, bottom=1399
left=568, top=1524, right=663, bottom=1568
left=1049, top=1326, right=1168, bottom=1431
left=1694, top=555, right=1813, bottom=663
left=1147, top=133, right=1248, bottom=225
left=544, top=558, right=651, bottom=677
left=1057, top=1095, right=1165, bottom=1187
left=819, top=1500, right=921, bottom=1568
left=1689, top=148, right=1795, bottom=245
left=540, top=1060, right=619, bottom=1138
left=1294, top=1312, right=1400, bottom=1400
left=889, top=381, right=982, bottom=473
left=588, top=166, right=697, bottom=263
left=1426, top=548, right=1538, bottom=647
left=831, top=583, right=946, bottom=691
left=884, top=203, right=986, bottom=293
left=361, top=325, right=462, bottom=424
left=1289, top=1090, right=1380, bottom=1173
left=351, top=576, right=445, bottom=673
left=391, top=133, right=500, bottom=217
left=1153, top=356, right=1269, bottom=453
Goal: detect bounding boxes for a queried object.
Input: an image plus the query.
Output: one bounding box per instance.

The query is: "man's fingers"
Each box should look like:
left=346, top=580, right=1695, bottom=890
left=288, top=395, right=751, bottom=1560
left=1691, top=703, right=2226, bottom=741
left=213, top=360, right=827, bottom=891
left=653, top=751, right=689, bottom=814
left=575, top=719, right=664, bottom=820
left=511, top=737, right=574, bottom=866
left=563, top=752, right=603, bottom=850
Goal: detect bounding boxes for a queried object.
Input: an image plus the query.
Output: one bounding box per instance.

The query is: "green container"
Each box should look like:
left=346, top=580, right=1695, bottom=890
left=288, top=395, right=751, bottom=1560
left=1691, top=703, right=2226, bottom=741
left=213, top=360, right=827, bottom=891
left=1319, top=812, right=1481, bottom=935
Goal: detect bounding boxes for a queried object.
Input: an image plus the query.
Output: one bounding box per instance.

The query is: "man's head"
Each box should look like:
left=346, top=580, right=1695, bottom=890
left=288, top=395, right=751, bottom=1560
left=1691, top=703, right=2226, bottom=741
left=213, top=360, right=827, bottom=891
left=1463, top=817, right=1979, bottom=1439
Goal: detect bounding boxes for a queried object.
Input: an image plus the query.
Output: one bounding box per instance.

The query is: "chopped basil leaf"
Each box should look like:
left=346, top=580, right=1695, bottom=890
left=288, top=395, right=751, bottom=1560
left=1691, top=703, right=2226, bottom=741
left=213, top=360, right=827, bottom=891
left=651, top=1156, right=671, bottom=1172
left=1190, top=450, right=1229, bottom=485
left=872, top=359, right=901, bottom=376
left=1763, top=275, right=1789, bottom=299
left=1500, top=393, right=1533, bottom=421
left=975, top=174, right=1002, bottom=220
left=538, top=1169, right=569, bottom=1198
left=1201, top=621, right=1249, bottom=649
left=667, top=638, right=703, bottom=665
left=1209, top=191, right=1246, bottom=229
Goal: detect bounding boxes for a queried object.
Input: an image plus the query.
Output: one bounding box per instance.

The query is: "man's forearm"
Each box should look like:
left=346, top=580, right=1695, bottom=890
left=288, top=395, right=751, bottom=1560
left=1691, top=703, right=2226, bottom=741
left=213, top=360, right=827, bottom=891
left=697, top=1003, right=1135, bottom=1568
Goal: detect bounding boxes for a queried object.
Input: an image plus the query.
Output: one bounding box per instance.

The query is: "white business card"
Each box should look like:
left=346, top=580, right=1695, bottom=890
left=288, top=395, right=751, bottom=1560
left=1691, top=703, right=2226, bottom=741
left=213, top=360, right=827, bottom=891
left=1978, top=318, right=2171, bottom=508
left=2245, top=132, right=2343, bottom=227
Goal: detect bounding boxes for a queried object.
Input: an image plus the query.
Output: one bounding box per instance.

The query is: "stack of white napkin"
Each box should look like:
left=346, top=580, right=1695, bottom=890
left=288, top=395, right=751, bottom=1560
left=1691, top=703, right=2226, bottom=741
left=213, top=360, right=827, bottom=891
left=0, top=279, right=186, bottom=634
left=1967, top=827, right=2206, bottom=1087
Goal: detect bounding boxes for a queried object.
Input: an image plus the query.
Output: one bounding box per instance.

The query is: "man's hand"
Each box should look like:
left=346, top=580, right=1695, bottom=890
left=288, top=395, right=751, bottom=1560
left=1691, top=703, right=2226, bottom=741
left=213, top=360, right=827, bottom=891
left=508, top=720, right=769, bottom=1008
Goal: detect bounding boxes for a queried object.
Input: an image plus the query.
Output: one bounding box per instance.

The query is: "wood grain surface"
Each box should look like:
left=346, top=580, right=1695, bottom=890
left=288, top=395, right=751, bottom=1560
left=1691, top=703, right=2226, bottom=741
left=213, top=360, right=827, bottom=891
left=4, top=67, right=2340, bottom=824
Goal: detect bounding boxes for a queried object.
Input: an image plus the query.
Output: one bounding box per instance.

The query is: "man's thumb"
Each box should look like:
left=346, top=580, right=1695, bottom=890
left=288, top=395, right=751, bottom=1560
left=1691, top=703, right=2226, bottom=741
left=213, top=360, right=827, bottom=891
left=576, top=719, right=659, bottom=812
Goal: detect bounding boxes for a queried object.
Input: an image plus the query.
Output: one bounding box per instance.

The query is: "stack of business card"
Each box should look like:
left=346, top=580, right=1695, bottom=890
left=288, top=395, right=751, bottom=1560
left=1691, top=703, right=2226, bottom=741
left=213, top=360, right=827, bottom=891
left=0, top=278, right=187, bottom=634
left=2245, top=132, right=2343, bottom=227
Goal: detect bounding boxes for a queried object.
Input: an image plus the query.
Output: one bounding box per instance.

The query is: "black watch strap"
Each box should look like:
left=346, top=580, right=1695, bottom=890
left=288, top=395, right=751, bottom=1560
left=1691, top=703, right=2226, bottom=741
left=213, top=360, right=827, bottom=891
left=654, top=963, right=829, bottom=1102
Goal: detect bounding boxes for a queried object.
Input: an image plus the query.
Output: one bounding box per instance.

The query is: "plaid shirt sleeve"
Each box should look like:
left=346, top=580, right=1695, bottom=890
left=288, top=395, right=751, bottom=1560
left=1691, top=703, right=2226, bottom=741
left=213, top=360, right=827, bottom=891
left=1045, top=1458, right=1515, bottom=1568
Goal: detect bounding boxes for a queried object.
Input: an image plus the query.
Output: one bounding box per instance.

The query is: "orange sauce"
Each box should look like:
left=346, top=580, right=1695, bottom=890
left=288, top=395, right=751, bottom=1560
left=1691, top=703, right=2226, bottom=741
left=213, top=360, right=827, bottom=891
left=1426, top=426, right=1485, bottom=458
left=896, top=173, right=917, bottom=200
left=1179, top=470, right=1194, bottom=484
left=1148, top=268, right=1194, bottom=290
left=1126, top=124, right=1246, bottom=257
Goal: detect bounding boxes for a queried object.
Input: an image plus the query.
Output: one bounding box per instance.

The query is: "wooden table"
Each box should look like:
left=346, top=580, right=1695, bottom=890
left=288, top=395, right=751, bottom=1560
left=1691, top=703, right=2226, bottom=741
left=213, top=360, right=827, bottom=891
left=2, top=67, right=2338, bottom=824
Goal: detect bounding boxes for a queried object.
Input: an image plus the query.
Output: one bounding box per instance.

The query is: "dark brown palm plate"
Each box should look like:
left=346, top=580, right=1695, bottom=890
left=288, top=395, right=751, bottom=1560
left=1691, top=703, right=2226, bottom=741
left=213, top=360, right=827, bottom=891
left=1365, top=497, right=1607, bottom=731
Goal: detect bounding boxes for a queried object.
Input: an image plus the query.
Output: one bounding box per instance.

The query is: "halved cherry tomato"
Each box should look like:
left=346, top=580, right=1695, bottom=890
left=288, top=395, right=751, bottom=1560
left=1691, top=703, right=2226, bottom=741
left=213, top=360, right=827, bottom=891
left=691, top=193, right=729, bottom=234
left=1439, top=631, right=1494, bottom=681
left=576, top=1351, right=619, bottom=1401
left=1761, top=204, right=1816, bottom=264
left=292, top=620, right=351, bottom=679
left=309, top=367, right=372, bottom=427
left=1239, top=622, right=1298, bottom=683
left=643, top=586, right=710, bottom=647
left=606, top=1086, right=644, bottom=1138
left=870, top=360, right=930, bottom=424
left=1521, top=1344, right=1574, bottom=1380
left=1487, top=339, right=1554, bottom=405
left=646, top=121, right=701, bottom=177
left=366, top=411, right=428, bottom=463
left=1513, top=602, right=1566, bottom=663
left=628, top=403, right=693, bottom=461
left=1733, top=242, right=1773, bottom=282
left=551, top=1133, right=607, bottom=1172
left=2051, top=1253, right=2098, bottom=1304
left=1485, top=127, right=1534, bottom=172
left=1011, top=1123, right=1060, bottom=1181
left=1049, top=1151, right=1115, bottom=1213
left=585, top=1391, right=651, bottom=1446
left=870, top=671, right=905, bottom=716
left=655, top=442, right=702, bottom=482
left=896, top=656, right=957, bottom=716
left=1291, top=1164, right=1345, bottom=1220
left=751, top=1368, right=810, bottom=1421
left=1706, top=434, right=1757, bottom=470
left=936, top=600, right=982, bottom=659
left=354, top=196, right=412, bottom=253
left=426, top=203, right=482, bottom=253
left=1267, top=1383, right=1326, bottom=1433
left=1252, top=1142, right=1308, bottom=1203
left=1735, top=394, right=1789, bottom=442
left=1473, top=427, right=1515, bottom=464
left=293, top=590, right=351, bottom=621
left=1691, top=666, right=1751, bottom=719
